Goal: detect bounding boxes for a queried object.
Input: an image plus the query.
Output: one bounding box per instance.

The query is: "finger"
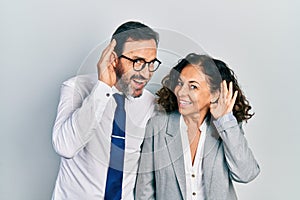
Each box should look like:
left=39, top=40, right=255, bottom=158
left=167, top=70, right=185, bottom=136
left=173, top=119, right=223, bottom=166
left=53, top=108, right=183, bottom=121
left=232, top=90, right=238, bottom=102
left=101, top=42, right=112, bottom=55
left=227, top=81, right=233, bottom=99
left=228, top=90, right=238, bottom=111
left=109, top=39, right=117, bottom=53
left=98, top=40, right=117, bottom=69
left=225, top=80, right=229, bottom=97
left=220, top=81, right=224, bottom=100
left=222, top=80, right=228, bottom=100
left=102, top=39, right=117, bottom=58
left=107, top=39, right=116, bottom=50
left=107, top=40, right=117, bottom=64
left=110, top=51, right=118, bottom=67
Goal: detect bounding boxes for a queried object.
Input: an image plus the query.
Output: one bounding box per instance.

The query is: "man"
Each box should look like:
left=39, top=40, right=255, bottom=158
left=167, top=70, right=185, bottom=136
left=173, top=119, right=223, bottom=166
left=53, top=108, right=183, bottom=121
left=51, top=21, right=160, bottom=199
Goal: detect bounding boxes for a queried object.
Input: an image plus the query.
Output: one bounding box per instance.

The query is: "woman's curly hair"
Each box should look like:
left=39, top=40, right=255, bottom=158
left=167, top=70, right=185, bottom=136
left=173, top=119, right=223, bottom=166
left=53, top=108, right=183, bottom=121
left=156, top=53, right=254, bottom=123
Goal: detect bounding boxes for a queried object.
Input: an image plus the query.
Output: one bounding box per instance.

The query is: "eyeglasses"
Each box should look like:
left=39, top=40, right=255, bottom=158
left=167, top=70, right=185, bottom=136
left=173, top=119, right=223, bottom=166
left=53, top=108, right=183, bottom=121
left=120, top=55, right=161, bottom=72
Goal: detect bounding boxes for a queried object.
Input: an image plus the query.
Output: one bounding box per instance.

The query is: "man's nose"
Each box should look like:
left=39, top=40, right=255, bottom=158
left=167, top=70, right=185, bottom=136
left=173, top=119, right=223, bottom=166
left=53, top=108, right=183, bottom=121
left=139, top=64, right=152, bottom=79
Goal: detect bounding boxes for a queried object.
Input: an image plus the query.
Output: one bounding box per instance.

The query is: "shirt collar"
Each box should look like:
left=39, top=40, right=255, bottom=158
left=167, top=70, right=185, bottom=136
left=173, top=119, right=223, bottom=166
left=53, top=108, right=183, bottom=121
left=111, top=86, right=146, bottom=102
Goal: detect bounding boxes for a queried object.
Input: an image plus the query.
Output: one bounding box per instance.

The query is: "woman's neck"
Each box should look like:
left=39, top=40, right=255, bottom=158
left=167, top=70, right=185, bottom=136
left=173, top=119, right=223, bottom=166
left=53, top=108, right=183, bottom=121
left=183, top=111, right=208, bottom=166
left=182, top=110, right=207, bottom=129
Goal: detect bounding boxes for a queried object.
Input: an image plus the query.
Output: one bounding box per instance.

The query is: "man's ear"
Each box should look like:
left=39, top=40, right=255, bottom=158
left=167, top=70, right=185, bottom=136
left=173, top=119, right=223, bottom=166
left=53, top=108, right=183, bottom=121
left=110, top=51, right=118, bottom=68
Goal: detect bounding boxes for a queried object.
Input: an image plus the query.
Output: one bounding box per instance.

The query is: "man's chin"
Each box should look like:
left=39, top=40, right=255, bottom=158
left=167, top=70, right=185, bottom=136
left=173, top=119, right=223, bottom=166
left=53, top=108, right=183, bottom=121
left=131, top=89, right=144, bottom=98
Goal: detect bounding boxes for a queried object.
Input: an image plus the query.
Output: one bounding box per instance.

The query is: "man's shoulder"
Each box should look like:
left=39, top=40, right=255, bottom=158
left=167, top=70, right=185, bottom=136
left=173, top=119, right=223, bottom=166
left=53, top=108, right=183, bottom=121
left=141, top=89, right=155, bottom=100
left=62, top=74, right=98, bottom=89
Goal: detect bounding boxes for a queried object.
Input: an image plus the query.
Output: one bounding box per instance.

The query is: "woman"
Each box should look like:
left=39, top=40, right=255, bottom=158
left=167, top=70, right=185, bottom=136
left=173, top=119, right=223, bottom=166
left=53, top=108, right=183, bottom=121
left=135, top=53, right=260, bottom=200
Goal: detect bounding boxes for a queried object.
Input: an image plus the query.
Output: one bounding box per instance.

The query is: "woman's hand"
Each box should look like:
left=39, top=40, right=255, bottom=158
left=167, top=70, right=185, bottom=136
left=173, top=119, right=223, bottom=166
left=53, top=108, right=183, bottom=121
left=210, top=81, right=238, bottom=119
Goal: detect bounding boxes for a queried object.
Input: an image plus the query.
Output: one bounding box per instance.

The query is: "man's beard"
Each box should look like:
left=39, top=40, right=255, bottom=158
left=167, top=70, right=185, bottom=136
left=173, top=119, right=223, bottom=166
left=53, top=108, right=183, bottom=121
left=115, top=64, right=147, bottom=98
left=116, top=76, right=131, bottom=97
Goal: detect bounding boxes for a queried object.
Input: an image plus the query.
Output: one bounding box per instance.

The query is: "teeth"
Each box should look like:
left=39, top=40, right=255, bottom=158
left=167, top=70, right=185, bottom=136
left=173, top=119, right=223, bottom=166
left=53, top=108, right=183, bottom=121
left=133, top=79, right=145, bottom=84
left=179, top=100, right=191, bottom=105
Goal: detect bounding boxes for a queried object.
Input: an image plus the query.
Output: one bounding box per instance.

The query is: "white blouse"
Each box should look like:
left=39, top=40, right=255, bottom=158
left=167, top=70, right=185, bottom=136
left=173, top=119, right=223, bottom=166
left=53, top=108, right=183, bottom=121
left=180, top=115, right=208, bottom=200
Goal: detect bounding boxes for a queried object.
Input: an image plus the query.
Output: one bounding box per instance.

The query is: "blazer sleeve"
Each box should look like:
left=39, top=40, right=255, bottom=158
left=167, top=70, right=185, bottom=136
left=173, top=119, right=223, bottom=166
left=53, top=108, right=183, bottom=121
left=135, top=118, right=156, bottom=200
left=52, top=80, right=112, bottom=158
left=213, top=113, right=260, bottom=183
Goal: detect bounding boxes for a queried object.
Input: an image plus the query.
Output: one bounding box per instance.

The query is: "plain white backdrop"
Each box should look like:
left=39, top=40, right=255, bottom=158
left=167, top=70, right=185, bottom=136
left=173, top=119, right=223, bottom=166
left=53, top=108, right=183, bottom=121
left=1, top=0, right=299, bottom=199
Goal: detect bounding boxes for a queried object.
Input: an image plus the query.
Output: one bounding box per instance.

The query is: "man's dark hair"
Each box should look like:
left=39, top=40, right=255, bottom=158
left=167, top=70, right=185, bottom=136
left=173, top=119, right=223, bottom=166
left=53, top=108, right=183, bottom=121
left=111, top=21, right=159, bottom=57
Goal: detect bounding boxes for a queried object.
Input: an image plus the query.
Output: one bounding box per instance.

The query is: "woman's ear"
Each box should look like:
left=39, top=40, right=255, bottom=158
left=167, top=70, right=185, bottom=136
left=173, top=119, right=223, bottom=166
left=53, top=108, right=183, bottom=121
left=110, top=51, right=118, bottom=68
left=210, top=91, right=220, bottom=104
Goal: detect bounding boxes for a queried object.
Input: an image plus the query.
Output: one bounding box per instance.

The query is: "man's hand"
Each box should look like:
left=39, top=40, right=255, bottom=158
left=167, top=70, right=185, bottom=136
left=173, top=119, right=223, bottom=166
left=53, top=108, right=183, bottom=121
left=97, top=39, right=118, bottom=87
left=210, top=81, right=238, bottom=119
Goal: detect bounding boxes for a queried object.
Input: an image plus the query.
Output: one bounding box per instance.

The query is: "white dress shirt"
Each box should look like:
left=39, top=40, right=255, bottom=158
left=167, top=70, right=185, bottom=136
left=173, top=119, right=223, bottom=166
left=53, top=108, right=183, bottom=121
left=180, top=116, right=207, bottom=200
left=51, top=74, right=155, bottom=200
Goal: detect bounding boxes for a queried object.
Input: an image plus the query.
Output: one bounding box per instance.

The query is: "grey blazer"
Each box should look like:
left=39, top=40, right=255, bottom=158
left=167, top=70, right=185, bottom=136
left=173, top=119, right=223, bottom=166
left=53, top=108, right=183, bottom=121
left=135, top=111, right=260, bottom=200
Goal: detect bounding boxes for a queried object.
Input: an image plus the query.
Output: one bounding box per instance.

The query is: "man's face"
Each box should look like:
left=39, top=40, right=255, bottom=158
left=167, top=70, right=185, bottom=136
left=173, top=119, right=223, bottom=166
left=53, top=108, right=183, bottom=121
left=115, top=39, right=157, bottom=98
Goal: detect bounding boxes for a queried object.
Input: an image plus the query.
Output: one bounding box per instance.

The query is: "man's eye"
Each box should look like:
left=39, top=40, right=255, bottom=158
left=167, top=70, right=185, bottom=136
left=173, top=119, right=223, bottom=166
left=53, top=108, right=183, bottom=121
left=134, top=59, right=144, bottom=64
left=190, top=85, right=197, bottom=89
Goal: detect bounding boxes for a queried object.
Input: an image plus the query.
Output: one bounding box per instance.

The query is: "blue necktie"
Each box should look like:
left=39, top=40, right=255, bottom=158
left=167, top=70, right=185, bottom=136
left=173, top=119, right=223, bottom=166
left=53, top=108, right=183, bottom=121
left=104, top=93, right=126, bottom=200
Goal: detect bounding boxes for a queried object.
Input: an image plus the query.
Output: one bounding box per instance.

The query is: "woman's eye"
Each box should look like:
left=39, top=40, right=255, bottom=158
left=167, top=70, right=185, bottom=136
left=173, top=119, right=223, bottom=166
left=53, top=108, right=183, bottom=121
left=177, top=81, right=183, bottom=86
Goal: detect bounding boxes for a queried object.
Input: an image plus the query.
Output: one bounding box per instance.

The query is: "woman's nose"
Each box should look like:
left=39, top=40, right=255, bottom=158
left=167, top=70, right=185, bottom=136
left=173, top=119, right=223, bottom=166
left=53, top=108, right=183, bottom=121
left=177, top=85, right=188, bottom=96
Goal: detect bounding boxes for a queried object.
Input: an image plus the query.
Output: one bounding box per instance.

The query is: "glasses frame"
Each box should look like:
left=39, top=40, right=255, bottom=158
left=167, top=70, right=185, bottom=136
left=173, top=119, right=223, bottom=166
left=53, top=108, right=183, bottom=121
left=119, top=55, right=161, bottom=72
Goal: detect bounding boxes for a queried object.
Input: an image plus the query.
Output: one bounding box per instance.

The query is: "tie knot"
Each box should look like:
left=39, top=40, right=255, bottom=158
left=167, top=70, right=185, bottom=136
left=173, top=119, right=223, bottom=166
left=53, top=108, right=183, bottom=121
left=113, top=93, right=125, bottom=107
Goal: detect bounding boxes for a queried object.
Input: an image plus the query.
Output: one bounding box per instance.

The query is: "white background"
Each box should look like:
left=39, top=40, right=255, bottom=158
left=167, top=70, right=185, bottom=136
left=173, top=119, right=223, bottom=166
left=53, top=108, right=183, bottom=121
left=1, top=0, right=299, bottom=199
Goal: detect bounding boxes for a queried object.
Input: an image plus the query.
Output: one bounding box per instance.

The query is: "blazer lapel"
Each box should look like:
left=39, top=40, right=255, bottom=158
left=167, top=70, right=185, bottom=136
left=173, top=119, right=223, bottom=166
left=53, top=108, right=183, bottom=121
left=203, top=118, right=220, bottom=197
left=164, top=112, right=186, bottom=200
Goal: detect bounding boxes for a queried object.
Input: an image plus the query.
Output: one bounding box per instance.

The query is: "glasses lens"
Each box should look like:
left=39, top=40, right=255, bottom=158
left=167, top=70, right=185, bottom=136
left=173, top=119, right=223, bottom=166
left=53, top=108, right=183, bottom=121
left=148, top=61, right=159, bottom=72
left=133, top=60, right=145, bottom=71
left=133, top=60, right=160, bottom=72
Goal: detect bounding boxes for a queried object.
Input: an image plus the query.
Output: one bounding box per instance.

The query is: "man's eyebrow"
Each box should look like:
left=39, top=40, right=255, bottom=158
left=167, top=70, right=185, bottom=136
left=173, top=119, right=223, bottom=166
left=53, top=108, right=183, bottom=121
left=129, top=56, right=146, bottom=62
left=130, top=56, right=145, bottom=60
left=131, top=56, right=157, bottom=62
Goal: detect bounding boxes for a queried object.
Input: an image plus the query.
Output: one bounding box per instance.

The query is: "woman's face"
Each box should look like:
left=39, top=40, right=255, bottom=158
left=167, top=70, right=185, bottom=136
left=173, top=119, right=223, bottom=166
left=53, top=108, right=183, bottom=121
left=174, top=64, right=213, bottom=117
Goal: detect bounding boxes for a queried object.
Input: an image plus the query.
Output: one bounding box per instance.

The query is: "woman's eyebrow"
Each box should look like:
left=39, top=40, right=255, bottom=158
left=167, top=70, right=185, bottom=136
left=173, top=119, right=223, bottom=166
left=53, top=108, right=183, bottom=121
left=188, top=80, right=200, bottom=85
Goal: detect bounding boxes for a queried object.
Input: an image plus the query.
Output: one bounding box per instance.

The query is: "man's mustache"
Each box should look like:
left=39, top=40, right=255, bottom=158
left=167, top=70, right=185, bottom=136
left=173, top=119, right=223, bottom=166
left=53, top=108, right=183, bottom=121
left=130, top=74, right=148, bottom=81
